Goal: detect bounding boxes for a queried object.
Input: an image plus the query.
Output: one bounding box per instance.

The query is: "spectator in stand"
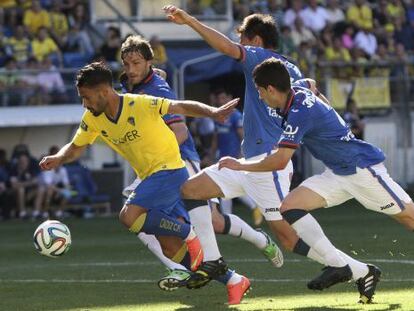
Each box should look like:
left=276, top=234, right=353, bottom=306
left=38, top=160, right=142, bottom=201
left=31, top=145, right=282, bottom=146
left=48, top=0, right=69, bottom=49
left=23, top=0, right=51, bottom=35
left=300, top=0, right=329, bottom=34
left=6, top=25, right=32, bottom=66
left=350, top=47, right=368, bottom=77
left=283, top=0, right=303, bottom=28
left=68, top=2, right=89, bottom=30
left=19, top=57, right=49, bottom=105
left=346, top=0, right=373, bottom=30
left=393, top=15, right=414, bottom=52
left=9, top=153, right=44, bottom=219
left=264, top=0, right=284, bottom=26
left=341, top=24, right=355, bottom=49
left=317, top=25, right=334, bottom=58
left=64, top=21, right=94, bottom=56
left=407, top=0, right=414, bottom=29
left=374, top=0, right=394, bottom=34
left=0, top=26, right=8, bottom=66
left=325, top=0, right=345, bottom=25
left=232, top=1, right=250, bottom=21
left=325, top=36, right=351, bottom=79
left=0, top=148, right=11, bottom=219
left=0, top=57, right=24, bottom=106
left=99, top=26, right=121, bottom=70
left=40, top=145, right=71, bottom=219
left=31, top=26, right=62, bottom=66
left=354, top=26, right=377, bottom=58
left=386, top=0, right=405, bottom=20
left=370, top=43, right=391, bottom=77
left=149, top=35, right=168, bottom=70
left=391, top=43, right=409, bottom=77
left=291, top=16, right=316, bottom=48
left=37, top=55, right=67, bottom=103
left=1, top=0, right=29, bottom=30
left=278, top=25, right=296, bottom=56
left=343, top=99, right=364, bottom=140
left=296, top=41, right=315, bottom=76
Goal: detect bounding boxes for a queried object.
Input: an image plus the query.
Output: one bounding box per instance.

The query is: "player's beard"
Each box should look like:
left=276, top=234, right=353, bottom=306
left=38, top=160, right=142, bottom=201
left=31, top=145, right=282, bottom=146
left=91, top=94, right=108, bottom=116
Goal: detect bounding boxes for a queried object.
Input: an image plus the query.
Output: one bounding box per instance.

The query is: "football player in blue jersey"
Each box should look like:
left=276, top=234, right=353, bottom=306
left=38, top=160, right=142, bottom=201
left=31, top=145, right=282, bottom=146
left=163, top=6, right=378, bottom=301
left=220, top=58, right=414, bottom=303
left=118, top=35, right=280, bottom=304
left=211, top=88, right=263, bottom=225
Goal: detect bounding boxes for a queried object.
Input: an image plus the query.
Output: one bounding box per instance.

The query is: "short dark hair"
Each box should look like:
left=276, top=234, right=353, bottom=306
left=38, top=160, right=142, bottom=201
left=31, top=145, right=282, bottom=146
left=253, top=58, right=291, bottom=92
left=237, top=14, right=279, bottom=49
left=121, top=35, right=154, bottom=61
left=76, top=62, right=113, bottom=88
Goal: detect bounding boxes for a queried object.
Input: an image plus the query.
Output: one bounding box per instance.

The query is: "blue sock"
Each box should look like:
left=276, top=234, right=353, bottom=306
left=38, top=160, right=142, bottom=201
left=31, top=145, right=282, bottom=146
left=141, top=209, right=191, bottom=239
left=215, top=269, right=234, bottom=285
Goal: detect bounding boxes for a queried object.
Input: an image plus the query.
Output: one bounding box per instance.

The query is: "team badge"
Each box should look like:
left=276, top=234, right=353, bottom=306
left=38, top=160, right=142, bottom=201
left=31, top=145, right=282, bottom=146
left=127, top=117, right=135, bottom=126
left=80, top=120, right=88, bottom=131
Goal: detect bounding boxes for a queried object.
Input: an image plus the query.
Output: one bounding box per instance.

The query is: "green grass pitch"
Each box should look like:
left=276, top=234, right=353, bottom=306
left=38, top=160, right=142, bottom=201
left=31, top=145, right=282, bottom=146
left=1, top=201, right=413, bottom=311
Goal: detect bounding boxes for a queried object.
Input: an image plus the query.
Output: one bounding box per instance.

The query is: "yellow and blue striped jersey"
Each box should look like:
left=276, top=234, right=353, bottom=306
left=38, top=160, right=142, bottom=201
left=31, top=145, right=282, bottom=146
left=72, top=93, right=185, bottom=180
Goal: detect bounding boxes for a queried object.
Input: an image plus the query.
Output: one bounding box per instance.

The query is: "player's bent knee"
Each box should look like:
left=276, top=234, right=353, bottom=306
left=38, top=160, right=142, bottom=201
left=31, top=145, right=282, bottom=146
left=211, top=211, right=225, bottom=234
left=181, top=182, right=197, bottom=199
left=119, top=204, right=146, bottom=229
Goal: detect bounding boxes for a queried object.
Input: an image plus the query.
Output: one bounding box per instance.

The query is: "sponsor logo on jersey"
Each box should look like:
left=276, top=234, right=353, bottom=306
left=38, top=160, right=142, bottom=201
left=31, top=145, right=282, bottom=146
left=127, top=117, right=135, bottom=126
left=380, top=202, right=395, bottom=210
left=80, top=120, right=88, bottom=131
left=267, top=106, right=282, bottom=118
left=128, top=100, right=135, bottom=106
left=101, top=130, right=108, bottom=137
left=107, top=130, right=140, bottom=145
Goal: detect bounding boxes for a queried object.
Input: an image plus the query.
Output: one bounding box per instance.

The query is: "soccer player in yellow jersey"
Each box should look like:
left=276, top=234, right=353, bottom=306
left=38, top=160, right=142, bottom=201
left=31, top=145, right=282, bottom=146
left=39, top=62, right=238, bottom=275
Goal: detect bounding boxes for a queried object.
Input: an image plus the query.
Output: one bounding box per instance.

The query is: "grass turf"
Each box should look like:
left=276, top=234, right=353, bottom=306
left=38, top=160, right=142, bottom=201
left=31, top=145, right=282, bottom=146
left=1, top=201, right=413, bottom=311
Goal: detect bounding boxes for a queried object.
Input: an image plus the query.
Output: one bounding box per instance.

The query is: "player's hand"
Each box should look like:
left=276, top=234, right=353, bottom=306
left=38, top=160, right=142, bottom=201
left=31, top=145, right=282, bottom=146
left=218, top=156, right=244, bottom=171
left=163, top=5, right=192, bottom=25
left=39, top=155, right=62, bottom=171
left=212, top=98, right=240, bottom=123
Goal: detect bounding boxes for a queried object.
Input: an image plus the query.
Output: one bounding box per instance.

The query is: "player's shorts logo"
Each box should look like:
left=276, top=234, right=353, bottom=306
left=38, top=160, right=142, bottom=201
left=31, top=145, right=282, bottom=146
left=265, top=207, right=279, bottom=213
left=380, top=202, right=395, bottom=210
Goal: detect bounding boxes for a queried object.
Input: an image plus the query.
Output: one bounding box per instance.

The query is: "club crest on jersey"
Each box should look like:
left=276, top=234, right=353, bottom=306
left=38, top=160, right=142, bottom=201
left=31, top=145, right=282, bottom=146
left=80, top=120, right=88, bottom=131
left=127, top=117, right=135, bottom=126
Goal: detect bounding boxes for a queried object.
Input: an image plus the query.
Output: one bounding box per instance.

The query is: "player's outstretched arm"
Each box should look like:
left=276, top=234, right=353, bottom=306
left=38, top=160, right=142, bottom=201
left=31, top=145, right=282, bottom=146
left=163, top=5, right=241, bottom=59
left=303, top=78, right=330, bottom=105
left=39, top=142, right=87, bottom=170
left=168, top=98, right=239, bottom=123
left=218, top=147, right=295, bottom=172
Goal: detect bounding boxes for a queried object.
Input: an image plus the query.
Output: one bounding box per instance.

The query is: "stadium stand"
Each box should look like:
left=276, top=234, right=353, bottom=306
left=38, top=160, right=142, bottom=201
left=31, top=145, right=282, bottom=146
left=0, top=0, right=413, bottom=220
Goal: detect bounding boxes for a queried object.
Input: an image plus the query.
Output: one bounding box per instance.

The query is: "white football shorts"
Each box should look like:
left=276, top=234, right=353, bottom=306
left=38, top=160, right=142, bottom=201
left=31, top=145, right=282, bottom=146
left=203, top=153, right=293, bottom=221
left=300, top=163, right=412, bottom=215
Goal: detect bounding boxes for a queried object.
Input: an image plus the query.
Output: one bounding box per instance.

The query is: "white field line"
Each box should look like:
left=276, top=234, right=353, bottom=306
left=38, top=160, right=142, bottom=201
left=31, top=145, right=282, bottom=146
left=2, top=258, right=413, bottom=269
left=1, top=278, right=414, bottom=284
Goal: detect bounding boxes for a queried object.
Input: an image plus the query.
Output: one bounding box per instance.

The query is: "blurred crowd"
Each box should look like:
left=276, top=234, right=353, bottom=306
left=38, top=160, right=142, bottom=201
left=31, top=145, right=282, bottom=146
left=0, top=0, right=413, bottom=106
left=232, top=0, right=414, bottom=78
left=0, top=143, right=110, bottom=221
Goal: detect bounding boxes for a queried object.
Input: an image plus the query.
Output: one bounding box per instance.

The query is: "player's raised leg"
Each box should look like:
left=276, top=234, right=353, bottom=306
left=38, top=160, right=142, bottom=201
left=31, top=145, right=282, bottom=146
left=181, top=172, right=250, bottom=303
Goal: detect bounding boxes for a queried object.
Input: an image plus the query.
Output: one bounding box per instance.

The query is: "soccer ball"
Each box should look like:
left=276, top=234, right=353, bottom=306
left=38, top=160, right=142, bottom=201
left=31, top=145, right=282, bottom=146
left=33, top=220, right=71, bottom=258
